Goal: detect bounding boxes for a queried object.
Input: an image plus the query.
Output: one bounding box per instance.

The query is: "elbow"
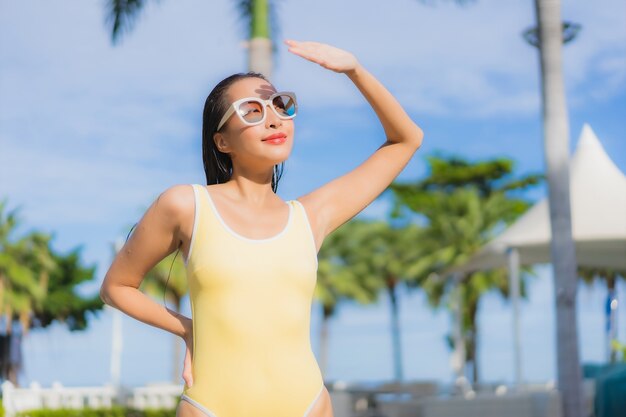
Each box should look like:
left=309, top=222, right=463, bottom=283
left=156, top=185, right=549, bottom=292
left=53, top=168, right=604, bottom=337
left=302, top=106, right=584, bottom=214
left=99, top=281, right=114, bottom=306
left=408, top=124, right=424, bottom=149
left=99, top=285, right=110, bottom=306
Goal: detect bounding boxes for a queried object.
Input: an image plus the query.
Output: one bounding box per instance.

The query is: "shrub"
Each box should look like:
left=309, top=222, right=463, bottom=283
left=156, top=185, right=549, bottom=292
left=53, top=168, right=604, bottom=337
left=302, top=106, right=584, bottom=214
left=14, top=406, right=175, bottom=417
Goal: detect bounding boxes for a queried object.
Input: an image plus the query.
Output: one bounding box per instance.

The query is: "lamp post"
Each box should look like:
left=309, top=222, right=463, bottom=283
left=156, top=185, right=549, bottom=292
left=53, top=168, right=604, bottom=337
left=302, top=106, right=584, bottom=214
left=523, top=8, right=585, bottom=417
left=522, top=21, right=581, bottom=47
left=507, top=247, right=522, bottom=389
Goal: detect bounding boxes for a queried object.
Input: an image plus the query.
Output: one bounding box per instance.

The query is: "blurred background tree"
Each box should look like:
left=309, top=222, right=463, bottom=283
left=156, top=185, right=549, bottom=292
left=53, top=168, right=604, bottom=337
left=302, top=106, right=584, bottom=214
left=390, top=154, right=542, bottom=385
left=0, top=199, right=102, bottom=386
left=104, top=0, right=280, bottom=78
left=315, top=219, right=382, bottom=375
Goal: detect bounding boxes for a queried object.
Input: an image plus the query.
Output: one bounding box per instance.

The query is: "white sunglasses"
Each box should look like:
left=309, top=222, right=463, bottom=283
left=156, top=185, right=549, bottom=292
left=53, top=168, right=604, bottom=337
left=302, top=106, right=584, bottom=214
left=217, top=91, right=298, bottom=131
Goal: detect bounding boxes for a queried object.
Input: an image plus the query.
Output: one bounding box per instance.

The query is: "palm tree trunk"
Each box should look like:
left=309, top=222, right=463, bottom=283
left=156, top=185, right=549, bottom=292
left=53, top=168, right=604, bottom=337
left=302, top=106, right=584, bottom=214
left=0, top=326, right=22, bottom=386
left=0, top=277, right=4, bottom=313
left=607, top=275, right=617, bottom=363
left=249, top=0, right=272, bottom=78
left=9, top=331, right=22, bottom=386
left=386, top=276, right=404, bottom=382
left=451, top=275, right=466, bottom=390
left=533, top=1, right=583, bottom=416
left=468, top=301, right=479, bottom=385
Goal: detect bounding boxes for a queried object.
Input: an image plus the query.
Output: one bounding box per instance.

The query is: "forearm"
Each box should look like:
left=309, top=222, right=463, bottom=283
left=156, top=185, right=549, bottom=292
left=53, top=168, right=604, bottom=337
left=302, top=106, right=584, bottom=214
left=346, top=65, right=423, bottom=146
left=101, top=283, right=190, bottom=340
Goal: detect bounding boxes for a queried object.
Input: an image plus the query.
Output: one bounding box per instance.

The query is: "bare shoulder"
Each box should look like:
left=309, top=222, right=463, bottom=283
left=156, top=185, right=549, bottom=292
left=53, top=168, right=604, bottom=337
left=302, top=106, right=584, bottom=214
left=137, top=184, right=195, bottom=249
left=101, top=184, right=196, bottom=292
left=152, top=184, right=195, bottom=224
left=155, top=184, right=196, bottom=255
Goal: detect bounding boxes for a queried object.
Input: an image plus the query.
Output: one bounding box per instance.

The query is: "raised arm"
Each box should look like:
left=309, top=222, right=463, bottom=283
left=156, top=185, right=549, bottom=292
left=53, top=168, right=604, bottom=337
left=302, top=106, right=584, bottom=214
left=285, top=40, right=423, bottom=249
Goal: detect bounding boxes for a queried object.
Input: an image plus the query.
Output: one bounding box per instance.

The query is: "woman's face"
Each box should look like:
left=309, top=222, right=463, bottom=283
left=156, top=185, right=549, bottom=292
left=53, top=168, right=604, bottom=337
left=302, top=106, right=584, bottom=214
left=214, top=77, right=295, bottom=171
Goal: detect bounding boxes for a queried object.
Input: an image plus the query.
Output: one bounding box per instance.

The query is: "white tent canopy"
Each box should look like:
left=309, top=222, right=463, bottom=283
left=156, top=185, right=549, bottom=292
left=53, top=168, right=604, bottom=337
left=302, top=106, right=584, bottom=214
left=450, top=123, right=626, bottom=274
left=445, top=123, right=626, bottom=388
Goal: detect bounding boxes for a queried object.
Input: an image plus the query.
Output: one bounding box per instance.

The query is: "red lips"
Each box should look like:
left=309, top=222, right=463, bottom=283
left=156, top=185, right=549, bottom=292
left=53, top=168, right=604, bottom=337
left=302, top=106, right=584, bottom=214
left=262, top=133, right=287, bottom=141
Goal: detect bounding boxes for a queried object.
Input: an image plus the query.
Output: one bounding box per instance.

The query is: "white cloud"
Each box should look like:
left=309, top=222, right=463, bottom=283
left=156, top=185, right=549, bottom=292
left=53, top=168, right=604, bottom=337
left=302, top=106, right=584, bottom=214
left=274, top=0, right=625, bottom=117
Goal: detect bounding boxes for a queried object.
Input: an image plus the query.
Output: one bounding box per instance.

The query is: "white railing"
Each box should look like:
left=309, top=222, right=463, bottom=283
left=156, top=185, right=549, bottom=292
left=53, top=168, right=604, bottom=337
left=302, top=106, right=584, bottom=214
left=1, top=381, right=184, bottom=417
left=128, top=383, right=184, bottom=410
left=2, top=379, right=593, bottom=417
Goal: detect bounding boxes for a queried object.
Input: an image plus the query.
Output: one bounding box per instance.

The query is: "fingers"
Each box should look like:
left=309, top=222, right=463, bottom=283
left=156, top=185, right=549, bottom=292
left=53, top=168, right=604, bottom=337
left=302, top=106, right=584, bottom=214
left=284, top=39, right=320, bottom=48
left=285, top=40, right=309, bottom=55
left=284, top=39, right=357, bottom=74
left=182, top=342, right=194, bottom=387
left=182, top=370, right=192, bottom=386
left=284, top=39, right=319, bottom=54
left=284, top=39, right=325, bottom=64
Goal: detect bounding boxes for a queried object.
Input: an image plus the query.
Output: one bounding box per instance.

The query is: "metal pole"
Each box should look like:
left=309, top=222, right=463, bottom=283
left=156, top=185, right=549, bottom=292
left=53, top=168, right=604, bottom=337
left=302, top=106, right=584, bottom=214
left=507, top=247, right=523, bottom=389
left=450, top=273, right=467, bottom=394
left=606, top=287, right=618, bottom=363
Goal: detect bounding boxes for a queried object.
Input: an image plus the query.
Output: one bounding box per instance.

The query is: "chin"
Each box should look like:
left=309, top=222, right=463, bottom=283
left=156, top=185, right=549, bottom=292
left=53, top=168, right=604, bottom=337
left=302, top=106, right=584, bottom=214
left=267, top=145, right=292, bottom=161
left=271, top=152, right=290, bottom=165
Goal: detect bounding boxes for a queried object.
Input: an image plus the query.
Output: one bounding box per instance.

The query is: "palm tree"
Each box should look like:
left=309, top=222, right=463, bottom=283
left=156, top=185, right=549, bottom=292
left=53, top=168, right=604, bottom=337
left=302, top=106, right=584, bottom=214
left=391, top=155, right=541, bottom=386
left=408, top=188, right=535, bottom=385
left=316, top=219, right=382, bottom=374
left=0, top=199, right=100, bottom=385
left=140, top=249, right=188, bottom=384
left=104, top=0, right=278, bottom=78
left=35, top=248, right=102, bottom=331
left=0, top=200, right=49, bottom=385
left=27, top=233, right=56, bottom=307
left=316, top=216, right=430, bottom=381
left=350, top=220, right=425, bottom=382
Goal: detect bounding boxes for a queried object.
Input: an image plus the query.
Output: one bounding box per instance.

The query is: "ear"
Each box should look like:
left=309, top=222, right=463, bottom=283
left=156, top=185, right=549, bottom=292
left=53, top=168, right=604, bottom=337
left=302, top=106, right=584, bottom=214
left=213, top=132, right=231, bottom=154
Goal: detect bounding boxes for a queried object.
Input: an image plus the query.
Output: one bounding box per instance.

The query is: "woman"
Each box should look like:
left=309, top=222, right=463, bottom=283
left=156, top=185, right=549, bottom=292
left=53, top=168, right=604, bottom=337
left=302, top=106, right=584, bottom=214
left=100, top=40, right=423, bottom=417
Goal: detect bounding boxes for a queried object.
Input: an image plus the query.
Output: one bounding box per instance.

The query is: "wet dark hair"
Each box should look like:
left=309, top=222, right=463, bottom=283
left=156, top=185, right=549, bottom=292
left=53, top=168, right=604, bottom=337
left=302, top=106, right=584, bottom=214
left=202, top=71, right=285, bottom=193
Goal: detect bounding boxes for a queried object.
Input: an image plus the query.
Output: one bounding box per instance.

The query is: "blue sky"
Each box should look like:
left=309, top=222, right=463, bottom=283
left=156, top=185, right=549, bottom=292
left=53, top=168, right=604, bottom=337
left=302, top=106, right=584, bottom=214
left=1, top=0, right=625, bottom=388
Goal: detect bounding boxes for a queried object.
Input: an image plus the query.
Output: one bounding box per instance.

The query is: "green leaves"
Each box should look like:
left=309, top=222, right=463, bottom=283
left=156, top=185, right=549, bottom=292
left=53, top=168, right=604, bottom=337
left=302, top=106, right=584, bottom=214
left=35, top=248, right=101, bottom=332
left=388, top=153, right=542, bottom=381
left=316, top=219, right=384, bottom=313
left=610, top=339, right=626, bottom=362
left=105, top=0, right=282, bottom=52
left=105, top=0, right=148, bottom=45
left=0, top=198, right=101, bottom=334
left=391, top=153, right=541, bottom=281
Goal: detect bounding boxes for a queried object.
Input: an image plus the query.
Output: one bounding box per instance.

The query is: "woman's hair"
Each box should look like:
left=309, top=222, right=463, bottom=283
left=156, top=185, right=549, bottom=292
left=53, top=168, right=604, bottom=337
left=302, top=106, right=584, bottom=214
left=201, top=71, right=285, bottom=193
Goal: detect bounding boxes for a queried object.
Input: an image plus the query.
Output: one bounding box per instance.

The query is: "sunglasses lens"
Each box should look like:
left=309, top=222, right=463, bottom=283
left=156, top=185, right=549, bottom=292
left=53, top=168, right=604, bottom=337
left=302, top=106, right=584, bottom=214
left=272, top=94, right=297, bottom=118
left=237, top=100, right=264, bottom=124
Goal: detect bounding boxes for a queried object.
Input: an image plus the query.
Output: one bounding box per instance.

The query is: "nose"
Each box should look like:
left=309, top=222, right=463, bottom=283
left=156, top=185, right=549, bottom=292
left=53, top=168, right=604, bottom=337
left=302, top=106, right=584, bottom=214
left=265, top=103, right=282, bottom=129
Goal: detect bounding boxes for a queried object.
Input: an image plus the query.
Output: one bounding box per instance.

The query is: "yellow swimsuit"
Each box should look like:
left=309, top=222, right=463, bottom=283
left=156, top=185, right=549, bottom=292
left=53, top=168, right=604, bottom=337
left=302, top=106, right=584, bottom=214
left=180, top=184, right=325, bottom=417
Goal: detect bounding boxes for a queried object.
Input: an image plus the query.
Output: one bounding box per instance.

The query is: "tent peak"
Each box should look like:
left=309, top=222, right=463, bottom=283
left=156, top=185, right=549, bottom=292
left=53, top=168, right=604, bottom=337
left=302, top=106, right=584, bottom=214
left=577, top=123, right=601, bottom=150
left=571, top=123, right=625, bottom=184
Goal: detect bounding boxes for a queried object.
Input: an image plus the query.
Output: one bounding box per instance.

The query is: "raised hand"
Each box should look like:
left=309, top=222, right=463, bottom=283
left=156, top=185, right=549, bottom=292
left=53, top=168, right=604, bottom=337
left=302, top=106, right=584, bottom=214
left=284, top=40, right=360, bottom=74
